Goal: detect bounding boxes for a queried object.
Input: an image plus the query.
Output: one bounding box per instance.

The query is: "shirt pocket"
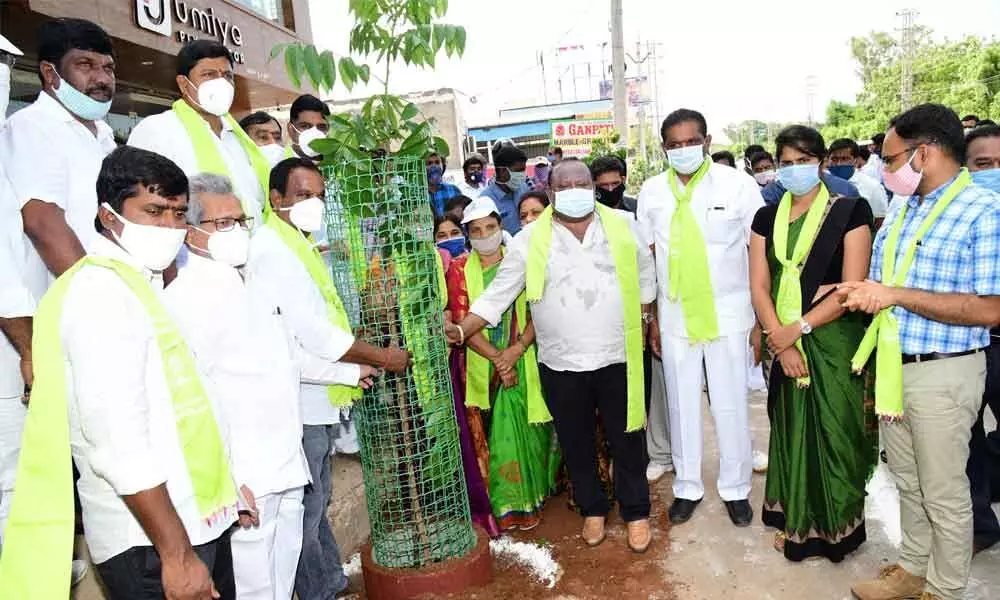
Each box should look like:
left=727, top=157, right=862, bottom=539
left=702, top=206, right=742, bottom=245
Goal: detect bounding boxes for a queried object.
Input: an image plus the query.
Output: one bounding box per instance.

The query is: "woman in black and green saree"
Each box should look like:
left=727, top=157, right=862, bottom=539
left=749, top=125, right=879, bottom=563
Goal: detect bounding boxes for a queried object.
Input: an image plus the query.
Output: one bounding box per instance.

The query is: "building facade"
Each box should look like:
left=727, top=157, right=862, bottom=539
left=1, top=0, right=314, bottom=141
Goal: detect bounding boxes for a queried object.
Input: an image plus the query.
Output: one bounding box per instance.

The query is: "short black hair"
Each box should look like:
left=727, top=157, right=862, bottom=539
left=979, top=119, right=997, bottom=128
left=519, top=190, right=550, bottom=209
left=494, top=145, right=528, bottom=169
left=238, top=111, right=279, bottom=133
left=177, top=40, right=233, bottom=77
left=434, top=214, right=463, bottom=235
left=858, top=146, right=871, bottom=161
left=270, top=157, right=321, bottom=196
left=829, top=138, right=861, bottom=158
left=744, top=144, right=765, bottom=159
left=444, top=195, right=472, bottom=214
left=95, top=147, right=188, bottom=232
left=661, top=108, right=708, bottom=140
left=290, top=94, right=330, bottom=122
left=889, top=103, right=965, bottom=163
left=425, top=151, right=447, bottom=170
left=590, top=155, right=627, bottom=179
left=871, top=133, right=886, bottom=146
left=962, top=114, right=980, bottom=123
left=774, top=125, right=827, bottom=162
left=38, top=18, right=114, bottom=73
left=551, top=147, right=563, bottom=156
left=462, top=155, right=485, bottom=171
left=966, top=124, right=1000, bottom=146
left=748, top=151, right=774, bottom=169
left=711, top=150, right=736, bottom=168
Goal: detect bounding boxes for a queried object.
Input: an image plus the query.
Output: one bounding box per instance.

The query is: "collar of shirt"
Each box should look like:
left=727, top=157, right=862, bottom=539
left=89, top=234, right=164, bottom=289
left=34, top=91, right=115, bottom=143
left=907, top=171, right=961, bottom=209
left=180, top=249, right=244, bottom=283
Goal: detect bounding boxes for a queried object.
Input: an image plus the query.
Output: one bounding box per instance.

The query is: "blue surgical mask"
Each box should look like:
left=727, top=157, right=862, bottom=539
left=436, top=235, right=466, bottom=257
left=972, top=168, right=1000, bottom=193
left=666, top=145, right=706, bottom=175
left=468, top=171, right=484, bottom=184
left=427, top=164, right=444, bottom=185
left=554, top=187, right=595, bottom=218
left=828, top=165, right=856, bottom=181
left=52, top=71, right=111, bottom=121
left=503, top=169, right=527, bottom=189
left=777, top=164, right=822, bottom=196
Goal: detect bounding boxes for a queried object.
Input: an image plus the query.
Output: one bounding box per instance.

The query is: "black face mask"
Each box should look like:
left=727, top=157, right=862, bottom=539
left=596, top=183, right=626, bottom=207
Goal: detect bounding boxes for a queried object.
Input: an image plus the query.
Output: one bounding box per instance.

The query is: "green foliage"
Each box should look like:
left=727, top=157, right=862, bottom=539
left=581, top=129, right=624, bottom=166
left=821, top=31, right=1000, bottom=142
left=271, top=0, right=466, bottom=163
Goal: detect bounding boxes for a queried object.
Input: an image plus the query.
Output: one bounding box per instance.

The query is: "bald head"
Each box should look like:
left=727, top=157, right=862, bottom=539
left=550, top=158, right=593, bottom=192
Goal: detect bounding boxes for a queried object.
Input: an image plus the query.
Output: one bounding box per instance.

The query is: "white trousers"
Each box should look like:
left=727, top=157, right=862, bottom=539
left=232, top=486, right=305, bottom=600
left=0, top=395, right=26, bottom=548
left=661, top=330, right=753, bottom=502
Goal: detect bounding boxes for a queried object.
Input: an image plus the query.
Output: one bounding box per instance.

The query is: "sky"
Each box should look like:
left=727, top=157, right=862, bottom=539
left=306, top=0, right=1000, bottom=137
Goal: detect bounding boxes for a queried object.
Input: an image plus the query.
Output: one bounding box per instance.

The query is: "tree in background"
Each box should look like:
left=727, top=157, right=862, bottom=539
left=822, top=30, right=1000, bottom=141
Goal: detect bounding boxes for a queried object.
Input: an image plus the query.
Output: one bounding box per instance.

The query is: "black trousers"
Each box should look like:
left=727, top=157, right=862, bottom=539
left=95, top=529, right=235, bottom=600
left=540, top=362, right=651, bottom=522
left=968, top=340, right=1000, bottom=548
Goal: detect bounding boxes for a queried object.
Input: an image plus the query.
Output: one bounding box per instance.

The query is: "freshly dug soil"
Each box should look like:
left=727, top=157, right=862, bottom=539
left=349, top=489, right=676, bottom=600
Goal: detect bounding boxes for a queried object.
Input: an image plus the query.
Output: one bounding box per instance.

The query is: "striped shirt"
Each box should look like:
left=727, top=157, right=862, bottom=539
left=870, top=172, right=1000, bottom=354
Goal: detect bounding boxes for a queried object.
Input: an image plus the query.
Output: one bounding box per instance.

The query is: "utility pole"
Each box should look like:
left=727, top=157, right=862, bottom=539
left=897, top=8, right=919, bottom=110
left=611, top=0, right=628, bottom=146
left=627, top=40, right=653, bottom=159
left=538, top=51, right=548, bottom=105
left=805, top=75, right=818, bottom=126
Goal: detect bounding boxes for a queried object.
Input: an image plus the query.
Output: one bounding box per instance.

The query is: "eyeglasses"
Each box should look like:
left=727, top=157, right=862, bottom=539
left=200, top=216, right=254, bottom=232
left=881, top=145, right=922, bottom=167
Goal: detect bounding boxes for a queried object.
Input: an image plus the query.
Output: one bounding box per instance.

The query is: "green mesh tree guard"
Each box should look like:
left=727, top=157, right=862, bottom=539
left=321, top=155, right=476, bottom=569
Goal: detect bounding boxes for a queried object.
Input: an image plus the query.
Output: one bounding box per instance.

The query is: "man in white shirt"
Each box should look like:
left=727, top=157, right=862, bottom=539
left=1, top=18, right=117, bottom=300
left=828, top=138, right=890, bottom=227
left=165, top=173, right=376, bottom=599
left=238, top=111, right=285, bottom=166
left=637, top=109, right=762, bottom=528
left=457, top=154, right=488, bottom=198
left=286, top=94, right=330, bottom=162
left=447, top=159, right=657, bottom=553
left=2, top=147, right=236, bottom=598
left=861, top=132, right=886, bottom=183
left=247, top=157, right=410, bottom=600
left=128, top=40, right=266, bottom=222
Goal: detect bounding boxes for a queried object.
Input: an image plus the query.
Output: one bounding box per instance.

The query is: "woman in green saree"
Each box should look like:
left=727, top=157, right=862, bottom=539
left=749, top=125, right=878, bottom=562
left=446, top=197, right=559, bottom=531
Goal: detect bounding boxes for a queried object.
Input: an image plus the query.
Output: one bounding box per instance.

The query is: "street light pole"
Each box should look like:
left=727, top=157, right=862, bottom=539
left=611, top=0, right=628, bottom=147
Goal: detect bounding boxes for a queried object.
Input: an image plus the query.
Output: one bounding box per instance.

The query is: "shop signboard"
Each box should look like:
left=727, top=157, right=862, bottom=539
left=549, top=117, right=615, bottom=158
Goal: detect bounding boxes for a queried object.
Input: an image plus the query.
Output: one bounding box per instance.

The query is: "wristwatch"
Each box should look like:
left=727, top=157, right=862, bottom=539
left=798, top=318, right=813, bottom=335
left=641, top=312, right=655, bottom=324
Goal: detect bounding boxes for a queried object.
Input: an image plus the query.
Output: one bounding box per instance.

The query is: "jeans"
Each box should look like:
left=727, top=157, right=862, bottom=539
left=96, top=530, right=235, bottom=600
left=296, top=424, right=348, bottom=600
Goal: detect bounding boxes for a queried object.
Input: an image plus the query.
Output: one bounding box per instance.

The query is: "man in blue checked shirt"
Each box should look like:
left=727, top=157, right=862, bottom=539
left=842, top=104, right=1000, bottom=600
left=426, top=151, right=463, bottom=217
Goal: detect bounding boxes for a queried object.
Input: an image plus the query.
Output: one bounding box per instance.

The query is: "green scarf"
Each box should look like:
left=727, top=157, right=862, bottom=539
left=667, top=160, right=719, bottom=341
left=773, top=184, right=830, bottom=387
left=172, top=99, right=271, bottom=214
left=851, top=169, right=972, bottom=418
left=463, top=250, right=543, bottom=412
left=525, top=204, right=645, bottom=431
left=266, top=218, right=360, bottom=407
left=0, top=256, right=236, bottom=599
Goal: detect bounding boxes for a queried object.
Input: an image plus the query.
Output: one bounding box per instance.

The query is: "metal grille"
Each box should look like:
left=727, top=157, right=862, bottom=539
left=323, top=156, right=475, bottom=568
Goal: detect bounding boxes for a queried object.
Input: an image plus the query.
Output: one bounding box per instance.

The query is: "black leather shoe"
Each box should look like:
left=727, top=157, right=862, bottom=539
left=668, top=498, right=701, bottom=525
left=725, top=500, right=753, bottom=527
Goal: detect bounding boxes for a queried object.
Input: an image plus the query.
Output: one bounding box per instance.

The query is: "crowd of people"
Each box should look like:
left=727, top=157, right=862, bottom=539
left=0, top=14, right=998, bottom=600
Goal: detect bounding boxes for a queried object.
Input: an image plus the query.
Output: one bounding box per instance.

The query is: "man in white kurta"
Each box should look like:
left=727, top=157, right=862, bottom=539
left=165, top=174, right=368, bottom=599
left=127, top=40, right=263, bottom=222
left=637, top=109, right=762, bottom=527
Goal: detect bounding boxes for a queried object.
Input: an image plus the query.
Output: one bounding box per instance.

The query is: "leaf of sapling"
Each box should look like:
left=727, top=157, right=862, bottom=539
left=284, top=44, right=303, bottom=89
left=401, top=103, right=419, bottom=121
left=320, top=50, right=338, bottom=90
left=338, top=58, right=356, bottom=91
left=433, top=136, right=450, bottom=158
left=303, top=45, right=324, bottom=90
left=269, top=43, right=288, bottom=61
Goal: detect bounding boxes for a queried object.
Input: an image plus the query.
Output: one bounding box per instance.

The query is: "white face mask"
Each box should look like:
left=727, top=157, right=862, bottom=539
left=753, top=169, right=776, bottom=186
left=191, top=226, right=250, bottom=267
left=188, top=76, right=234, bottom=116
left=294, top=125, right=325, bottom=158
left=102, top=203, right=187, bottom=272
left=280, top=196, right=325, bottom=233
left=666, top=145, right=706, bottom=175
left=469, top=229, right=503, bottom=256
left=553, top=187, right=596, bottom=219
left=259, top=143, right=286, bottom=166
left=0, top=63, right=10, bottom=125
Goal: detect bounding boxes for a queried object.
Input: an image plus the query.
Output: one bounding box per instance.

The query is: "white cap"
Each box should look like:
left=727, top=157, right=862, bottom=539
left=0, top=35, right=23, bottom=57
left=532, top=156, right=551, bottom=167
left=461, top=196, right=500, bottom=224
